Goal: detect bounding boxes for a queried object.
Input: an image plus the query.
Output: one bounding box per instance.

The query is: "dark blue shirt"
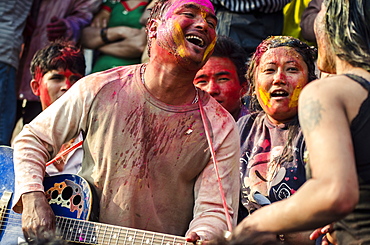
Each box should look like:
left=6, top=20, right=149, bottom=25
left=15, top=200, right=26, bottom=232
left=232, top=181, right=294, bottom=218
left=237, top=112, right=307, bottom=220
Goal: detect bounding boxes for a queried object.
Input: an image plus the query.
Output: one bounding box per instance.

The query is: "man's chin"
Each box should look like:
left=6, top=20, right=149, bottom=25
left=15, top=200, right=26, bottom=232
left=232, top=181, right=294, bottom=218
left=176, top=55, right=206, bottom=71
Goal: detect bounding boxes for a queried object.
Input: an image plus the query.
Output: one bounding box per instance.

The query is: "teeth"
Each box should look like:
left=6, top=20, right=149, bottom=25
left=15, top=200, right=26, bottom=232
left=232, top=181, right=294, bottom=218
left=271, top=91, right=288, bottom=97
left=185, top=35, right=204, bottom=47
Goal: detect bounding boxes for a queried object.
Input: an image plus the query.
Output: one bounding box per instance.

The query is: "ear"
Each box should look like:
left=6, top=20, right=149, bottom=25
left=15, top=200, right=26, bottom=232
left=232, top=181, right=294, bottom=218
left=30, top=79, right=41, bottom=96
left=147, top=19, right=159, bottom=38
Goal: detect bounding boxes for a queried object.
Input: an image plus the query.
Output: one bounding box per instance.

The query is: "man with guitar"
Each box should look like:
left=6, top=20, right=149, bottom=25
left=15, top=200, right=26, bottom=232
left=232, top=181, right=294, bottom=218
left=12, top=0, right=240, bottom=244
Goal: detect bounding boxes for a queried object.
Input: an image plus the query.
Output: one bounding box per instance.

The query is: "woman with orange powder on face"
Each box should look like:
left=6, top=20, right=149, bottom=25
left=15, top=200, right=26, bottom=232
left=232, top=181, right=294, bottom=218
left=237, top=36, right=317, bottom=244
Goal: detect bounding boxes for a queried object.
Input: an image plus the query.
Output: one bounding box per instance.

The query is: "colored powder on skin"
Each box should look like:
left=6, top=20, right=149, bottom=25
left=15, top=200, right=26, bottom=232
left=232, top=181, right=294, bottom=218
left=258, top=88, right=271, bottom=108
left=165, top=0, right=214, bottom=18
left=62, top=69, right=73, bottom=88
left=34, top=67, right=43, bottom=82
left=34, top=67, right=52, bottom=108
left=289, top=86, right=302, bottom=108
left=201, top=10, right=207, bottom=19
left=200, top=8, right=216, bottom=61
left=173, top=22, right=188, bottom=57
left=203, top=37, right=216, bottom=62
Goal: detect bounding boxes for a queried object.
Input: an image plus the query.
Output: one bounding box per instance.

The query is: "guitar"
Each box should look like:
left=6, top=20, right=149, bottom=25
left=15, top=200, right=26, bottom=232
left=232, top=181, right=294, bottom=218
left=0, top=146, right=198, bottom=245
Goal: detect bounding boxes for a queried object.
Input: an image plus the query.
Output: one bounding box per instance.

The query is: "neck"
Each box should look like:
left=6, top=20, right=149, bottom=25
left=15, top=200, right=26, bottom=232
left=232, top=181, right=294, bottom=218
left=142, top=62, right=199, bottom=105
left=335, top=59, right=369, bottom=77
left=231, top=107, right=241, bottom=121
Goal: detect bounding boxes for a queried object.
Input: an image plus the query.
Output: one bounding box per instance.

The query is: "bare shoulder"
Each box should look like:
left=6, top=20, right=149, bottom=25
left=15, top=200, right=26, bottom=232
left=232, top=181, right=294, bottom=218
left=298, top=77, right=339, bottom=128
left=299, top=74, right=368, bottom=131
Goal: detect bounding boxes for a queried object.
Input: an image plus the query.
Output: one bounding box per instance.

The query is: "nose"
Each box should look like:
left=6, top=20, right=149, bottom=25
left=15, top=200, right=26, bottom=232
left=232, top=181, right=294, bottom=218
left=195, top=15, right=208, bottom=30
left=272, top=70, right=287, bottom=85
left=205, top=80, right=220, bottom=96
left=60, top=78, right=72, bottom=92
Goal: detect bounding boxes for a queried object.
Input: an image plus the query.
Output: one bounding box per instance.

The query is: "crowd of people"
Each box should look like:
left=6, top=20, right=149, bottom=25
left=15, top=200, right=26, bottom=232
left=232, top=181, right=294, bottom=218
left=1, top=0, right=370, bottom=244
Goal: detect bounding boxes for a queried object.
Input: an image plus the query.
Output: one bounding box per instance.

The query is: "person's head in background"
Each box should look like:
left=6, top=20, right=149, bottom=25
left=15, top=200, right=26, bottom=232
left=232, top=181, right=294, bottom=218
left=30, top=40, right=86, bottom=110
left=246, top=36, right=317, bottom=124
left=315, top=0, right=370, bottom=75
left=194, top=35, right=248, bottom=121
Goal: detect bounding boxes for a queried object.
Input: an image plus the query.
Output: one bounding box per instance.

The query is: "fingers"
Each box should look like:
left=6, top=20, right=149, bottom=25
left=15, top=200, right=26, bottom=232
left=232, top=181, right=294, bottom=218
left=186, top=232, right=201, bottom=243
left=309, top=228, right=322, bottom=240
left=310, top=224, right=333, bottom=240
left=46, top=18, right=67, bottom=41
left=320, top=224, right=333, bottom=234
left=22, top=212, right=56, bottom=240
left=91, top=18, right=108, bottom=28
left=21, top=192, right=56, bottom=241
left=321, top=234, right=331, bottom=245
left=50, top=16, right=59, bottom=23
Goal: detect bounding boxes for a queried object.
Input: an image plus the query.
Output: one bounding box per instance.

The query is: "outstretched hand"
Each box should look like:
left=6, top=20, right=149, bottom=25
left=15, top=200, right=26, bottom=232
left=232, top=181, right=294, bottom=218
left=46, top=16, right=68, bottom=41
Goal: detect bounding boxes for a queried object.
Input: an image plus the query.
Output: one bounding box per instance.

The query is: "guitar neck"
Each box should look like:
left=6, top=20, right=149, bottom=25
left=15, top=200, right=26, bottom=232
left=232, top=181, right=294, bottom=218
left=56, top=216, right=193, bottom=245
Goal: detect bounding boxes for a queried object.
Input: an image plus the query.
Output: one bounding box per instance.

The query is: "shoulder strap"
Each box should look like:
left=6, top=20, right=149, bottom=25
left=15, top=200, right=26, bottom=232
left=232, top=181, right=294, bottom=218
left=344, top=74, right=370, bottom=90
left=198, top=99, right=233, bottom=232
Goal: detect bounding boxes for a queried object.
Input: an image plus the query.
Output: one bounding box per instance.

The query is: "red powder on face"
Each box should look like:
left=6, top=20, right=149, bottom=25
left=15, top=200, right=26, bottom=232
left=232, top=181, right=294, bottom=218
left=34, top=67, right=43, bottom=83
left=34, top=67, right=52, bottom=109
left=194, top=57, right=243, bottom=117
left=39, top=83, right=52, bottom=110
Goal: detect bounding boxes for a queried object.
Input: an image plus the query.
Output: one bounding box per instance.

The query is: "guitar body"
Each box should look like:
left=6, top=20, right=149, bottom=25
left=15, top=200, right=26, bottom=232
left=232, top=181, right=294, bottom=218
left=0, top=146, right=95, bottom=245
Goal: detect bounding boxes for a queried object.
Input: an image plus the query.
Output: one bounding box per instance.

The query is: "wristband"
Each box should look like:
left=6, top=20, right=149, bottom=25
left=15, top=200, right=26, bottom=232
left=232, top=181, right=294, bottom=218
left=100, top=27, right=111, bottom=44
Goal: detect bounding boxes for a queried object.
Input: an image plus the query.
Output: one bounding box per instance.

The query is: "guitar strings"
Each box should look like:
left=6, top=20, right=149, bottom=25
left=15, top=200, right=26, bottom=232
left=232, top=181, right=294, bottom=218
left=0, top=208, right=200, bottom=245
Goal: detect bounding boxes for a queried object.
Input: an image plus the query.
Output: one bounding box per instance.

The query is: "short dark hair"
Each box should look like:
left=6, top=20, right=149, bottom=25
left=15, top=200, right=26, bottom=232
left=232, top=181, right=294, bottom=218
left=211, top=35, right=248, bottom=86
left=30, top=40, right=86, bottom=79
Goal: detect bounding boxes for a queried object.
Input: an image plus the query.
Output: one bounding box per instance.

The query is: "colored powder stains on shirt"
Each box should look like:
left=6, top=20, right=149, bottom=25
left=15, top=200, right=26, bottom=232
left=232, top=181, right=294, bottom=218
left=14, top=65, right=240, bottom=237
left=111, top=91, right=117, bottom=99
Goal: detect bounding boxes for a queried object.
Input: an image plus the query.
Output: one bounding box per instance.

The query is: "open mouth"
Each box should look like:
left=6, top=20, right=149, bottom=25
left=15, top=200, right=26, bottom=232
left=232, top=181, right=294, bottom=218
left=185, top=35, right=205, bottom=47
left=270, top=90, right=289, bottom=98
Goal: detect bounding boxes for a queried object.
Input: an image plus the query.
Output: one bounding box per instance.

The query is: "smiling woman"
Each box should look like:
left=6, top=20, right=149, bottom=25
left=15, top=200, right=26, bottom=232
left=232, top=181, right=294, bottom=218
left=237, top=36, right=317, bottom=244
